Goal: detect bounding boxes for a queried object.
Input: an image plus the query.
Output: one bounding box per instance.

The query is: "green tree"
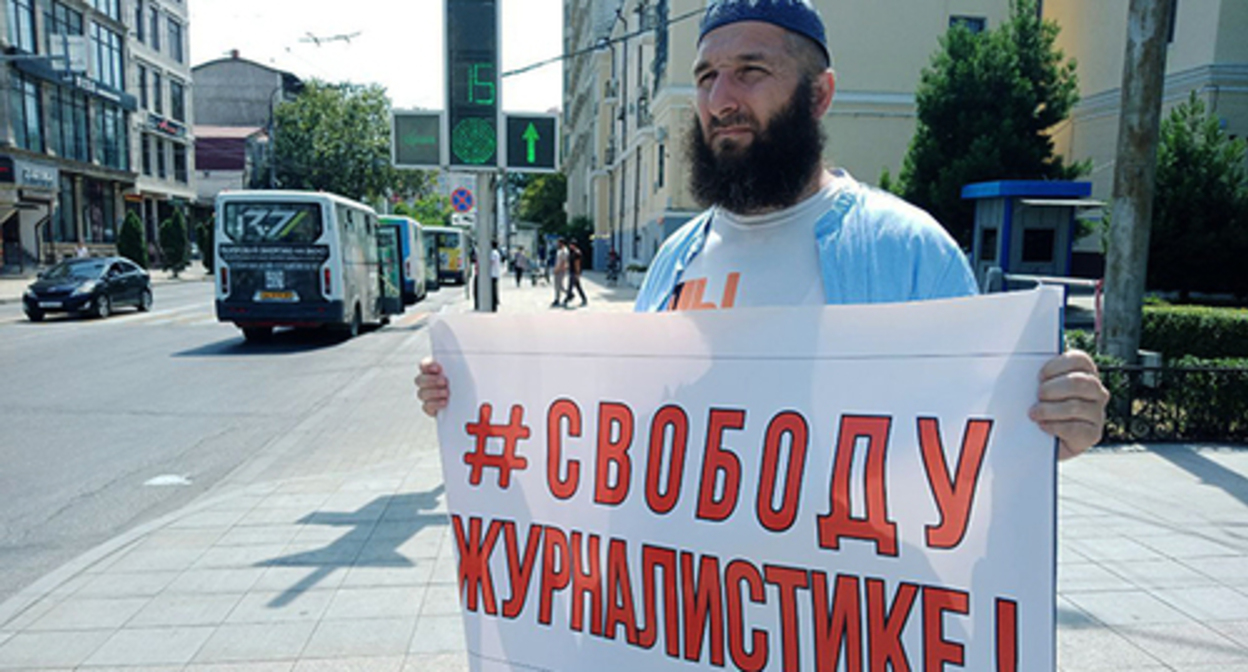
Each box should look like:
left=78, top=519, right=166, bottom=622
left=197, top=216, right=215, bottom=273
left=117, top=211, right=148, bottom=269
left=159, top=209, right=190, bottom=277
left=899, top=0, right=1086, bottom=246
left=272, top=81, right=437, bottom=200
left=516, top=172, right=567, bottom=238
left=396, top=194, right=453, bottom=226
left=1149, top=92, right=1248, bottom=299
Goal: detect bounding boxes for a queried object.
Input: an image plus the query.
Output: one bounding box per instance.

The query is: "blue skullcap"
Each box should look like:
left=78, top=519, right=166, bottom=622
left=699, top=0, right=830, bottom=65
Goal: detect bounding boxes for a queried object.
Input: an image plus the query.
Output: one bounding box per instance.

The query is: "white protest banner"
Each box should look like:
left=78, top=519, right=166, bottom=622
left=431, top=288, right=1062, bottom=671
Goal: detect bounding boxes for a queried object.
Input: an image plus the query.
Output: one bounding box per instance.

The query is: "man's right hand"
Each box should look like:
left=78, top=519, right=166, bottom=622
left=415, top=357, right=450, bottom=417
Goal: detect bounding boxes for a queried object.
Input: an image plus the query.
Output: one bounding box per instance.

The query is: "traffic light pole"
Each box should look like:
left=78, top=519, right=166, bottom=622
left=474, top=171, right=496, bottom=312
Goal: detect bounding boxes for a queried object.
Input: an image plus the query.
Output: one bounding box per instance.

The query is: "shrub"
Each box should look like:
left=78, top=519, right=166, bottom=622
left=117, top=211, right=147, bottom=269
left=159, top=209, right=190, bottom=277
left=1140, top=305, right=1248, bottom=360
left=196, top=218, right=215, bottom=272
left=1164, top=356, right=1248, bottom=440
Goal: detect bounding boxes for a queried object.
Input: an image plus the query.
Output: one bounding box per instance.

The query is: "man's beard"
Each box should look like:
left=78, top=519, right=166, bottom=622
left=687, top=78, right=825, bottom=214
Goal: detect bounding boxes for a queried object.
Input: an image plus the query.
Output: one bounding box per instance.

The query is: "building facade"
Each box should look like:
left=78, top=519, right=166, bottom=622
left=1, top=0, right=145, bottom=271
left=1046, top=0, right=1248, bottom=202
left=564, top=0, right=1247, bottom=275
left=191, top=53, right=302, bottom=205
left=126, top=0, right=196, bottom=252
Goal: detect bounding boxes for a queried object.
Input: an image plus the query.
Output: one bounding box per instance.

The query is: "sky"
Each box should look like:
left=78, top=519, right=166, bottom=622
left=188, top=0, right=565, bottom=114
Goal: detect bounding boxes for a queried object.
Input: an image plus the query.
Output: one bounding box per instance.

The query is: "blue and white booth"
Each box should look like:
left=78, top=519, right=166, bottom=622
left=961, top=180, right=1102, bottom=290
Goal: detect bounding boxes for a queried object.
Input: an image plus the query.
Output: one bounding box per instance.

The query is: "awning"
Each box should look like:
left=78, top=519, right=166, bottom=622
left=1019, top=198, right=1106, bottom=208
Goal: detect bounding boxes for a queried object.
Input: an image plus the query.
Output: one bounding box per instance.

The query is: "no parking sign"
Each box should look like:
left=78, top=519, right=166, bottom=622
left=451, top=187, right=475, bottom=213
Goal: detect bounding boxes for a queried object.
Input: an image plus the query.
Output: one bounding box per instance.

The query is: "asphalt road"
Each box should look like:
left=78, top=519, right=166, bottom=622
left=0, top=279, right=455, bottom=605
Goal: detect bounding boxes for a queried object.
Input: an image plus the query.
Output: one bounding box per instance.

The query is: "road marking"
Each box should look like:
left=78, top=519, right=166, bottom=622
left=145, top=474, right=192, bottom=487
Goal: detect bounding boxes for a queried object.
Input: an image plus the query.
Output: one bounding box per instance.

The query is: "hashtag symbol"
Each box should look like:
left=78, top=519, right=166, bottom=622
left=463, top=403, right=531, bottom=489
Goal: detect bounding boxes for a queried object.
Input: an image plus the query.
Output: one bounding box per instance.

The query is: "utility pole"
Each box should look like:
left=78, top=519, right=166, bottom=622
left=1102, top=0, right=1172, bottom=362
left=475, top=172, right=496, bottom=312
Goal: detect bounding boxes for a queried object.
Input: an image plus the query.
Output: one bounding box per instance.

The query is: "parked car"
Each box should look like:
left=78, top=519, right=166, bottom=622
left=22, top=257, right=153, bottom=322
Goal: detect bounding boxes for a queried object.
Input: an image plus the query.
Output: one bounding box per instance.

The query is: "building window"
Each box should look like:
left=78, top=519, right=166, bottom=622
left=54, top=174, right=77, bottom=243
left=1167, top=0, right=1179, bottom=43
left=90, top=22, right=124, bottom=89
left=167, top=18, right=183, bottom=63
left=152, top=71, right=163, bottom=114
left=7, top=0, right=37, bottom=52
left=173, top=143, right=187, bottom=183
left=92, top=0, right=121, bottom=21
left=949, top=15, right=987, bottom=34
left=9, top=73, right=44, bottom=152
left=54, top=88, right=90, bottom=162
left=134, top=0, right=144, bottom=42
left=141, top=134, right=152, bottom=175
left=170, top=79, right=185, bottom=121
left=137, top=64, right=148, bottom=109
left=156, top=138, right=167, bottom=179
left=44, top=2, right=85, bottom=54
left=93, top=100, right=127, bottom=170
left=149, top=6, right=160, bottom=51
left=655, top=143, right=665, bottom=190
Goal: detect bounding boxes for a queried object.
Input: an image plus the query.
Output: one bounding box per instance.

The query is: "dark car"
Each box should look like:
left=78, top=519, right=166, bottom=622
left=23, top=257, right=153, bottom=321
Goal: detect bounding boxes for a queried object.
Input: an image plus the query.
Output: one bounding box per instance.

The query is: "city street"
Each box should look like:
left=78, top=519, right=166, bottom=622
left=0, top=277, right=454, bottom=607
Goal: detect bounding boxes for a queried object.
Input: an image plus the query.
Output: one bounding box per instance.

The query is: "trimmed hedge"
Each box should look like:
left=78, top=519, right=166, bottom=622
left=1141, top=305, right=1248, bottom=360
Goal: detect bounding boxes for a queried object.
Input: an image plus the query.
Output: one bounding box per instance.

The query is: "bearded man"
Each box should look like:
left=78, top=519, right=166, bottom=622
left=419, top=0, right=1108, bottom=460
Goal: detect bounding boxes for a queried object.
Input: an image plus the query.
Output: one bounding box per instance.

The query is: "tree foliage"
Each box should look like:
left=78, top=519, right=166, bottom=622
left=159, top=209, right=190, bottom=277
left=899, top=0, right=1086, bottom=245
left=516, top=172, right=568, bottom=238
left=272, top=80, right=436, bottom=201
left=1149, top=92, right=1248, bottom=299
left=197, top=216, right=215, bottom=273
left=117, top=211, right=147, bottom=269
left=395, top=195, right=453, bottom=227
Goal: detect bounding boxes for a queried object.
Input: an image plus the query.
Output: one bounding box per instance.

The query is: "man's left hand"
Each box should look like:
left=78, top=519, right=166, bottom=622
left=1029, top=349, right=1110, bottom=460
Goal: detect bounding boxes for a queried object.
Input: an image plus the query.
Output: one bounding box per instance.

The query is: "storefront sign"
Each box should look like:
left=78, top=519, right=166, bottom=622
left=0, top=156, right=59, bottom=190
left=148, top=113, right=187, bottom=139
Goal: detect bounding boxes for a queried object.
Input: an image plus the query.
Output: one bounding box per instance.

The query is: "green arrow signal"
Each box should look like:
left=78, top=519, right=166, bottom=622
left=522, top=122, right=540, bottom=163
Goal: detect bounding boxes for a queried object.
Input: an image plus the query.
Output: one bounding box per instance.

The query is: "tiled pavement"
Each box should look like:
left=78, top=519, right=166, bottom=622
left=0, top=271, right=1245, bottom=670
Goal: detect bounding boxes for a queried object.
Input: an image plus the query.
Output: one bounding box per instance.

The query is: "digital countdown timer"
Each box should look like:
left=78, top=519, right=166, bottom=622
left=446, top=0, right=499, bottom=169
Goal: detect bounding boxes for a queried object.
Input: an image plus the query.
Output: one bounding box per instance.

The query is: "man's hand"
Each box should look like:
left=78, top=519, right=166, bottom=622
left=415, top=357, right=450, bottom=417
left=1029, top=350, right=1109, bottom=460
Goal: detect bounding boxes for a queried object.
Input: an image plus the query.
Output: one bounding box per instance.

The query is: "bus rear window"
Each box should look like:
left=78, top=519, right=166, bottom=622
left=435, top=232, right=461, bottom=248
left=222, top=202, right=324, bottom=244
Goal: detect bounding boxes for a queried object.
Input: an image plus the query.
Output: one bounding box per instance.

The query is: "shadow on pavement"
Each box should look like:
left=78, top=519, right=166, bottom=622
left=256, top=485, right=446, bottom=608
left=1149, top=444, right=1248, bottom=509
left=172, top=326, right=365, bottom=357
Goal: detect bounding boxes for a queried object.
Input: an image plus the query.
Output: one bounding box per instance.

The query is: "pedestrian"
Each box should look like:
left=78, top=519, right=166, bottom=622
left=563, top=241, right=588, bottom=308
left=75, top=243, right=88, bottom=258
left=550, top=239, right=569, bottom=308
left=419, top=0, right=1108, bottom=460
left=513, top=247, right=529, bottom=287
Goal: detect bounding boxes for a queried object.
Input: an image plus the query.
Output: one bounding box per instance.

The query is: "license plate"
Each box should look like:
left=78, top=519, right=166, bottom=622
left=258, top=291, right=294, bottom=301
left=38, top=301, right=61, bottom=309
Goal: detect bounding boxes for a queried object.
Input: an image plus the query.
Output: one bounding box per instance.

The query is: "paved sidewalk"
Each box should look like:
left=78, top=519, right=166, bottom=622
left=0, top=271, right=1246, bottom=670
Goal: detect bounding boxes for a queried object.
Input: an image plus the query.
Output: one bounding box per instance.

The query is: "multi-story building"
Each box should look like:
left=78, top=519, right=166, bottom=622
left=190, top=53, right=303, bottom=206
left=565, top=0, right=1247, bottom=274
left=126, top=0, right=196, bottom=250
left=1, top=0, right=142, bottom=271
left=1046, top=0, right=1248, bottom=202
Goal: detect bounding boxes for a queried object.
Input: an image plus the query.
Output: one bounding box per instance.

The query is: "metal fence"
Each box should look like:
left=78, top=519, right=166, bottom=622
left=1100, top=365, right=1248, bottom=443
